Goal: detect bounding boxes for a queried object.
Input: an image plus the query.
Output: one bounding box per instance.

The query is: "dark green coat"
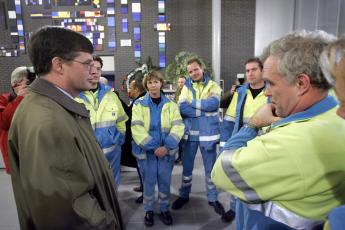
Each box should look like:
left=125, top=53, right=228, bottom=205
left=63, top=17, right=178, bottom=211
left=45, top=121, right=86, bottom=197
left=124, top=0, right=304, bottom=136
left=8, top=78, right=123, bottom=230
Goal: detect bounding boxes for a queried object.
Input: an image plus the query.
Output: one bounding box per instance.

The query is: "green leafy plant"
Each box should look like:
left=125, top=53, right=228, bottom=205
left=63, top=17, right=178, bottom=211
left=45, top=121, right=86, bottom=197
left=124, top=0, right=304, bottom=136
left=165, top=51, right=214, bottom=84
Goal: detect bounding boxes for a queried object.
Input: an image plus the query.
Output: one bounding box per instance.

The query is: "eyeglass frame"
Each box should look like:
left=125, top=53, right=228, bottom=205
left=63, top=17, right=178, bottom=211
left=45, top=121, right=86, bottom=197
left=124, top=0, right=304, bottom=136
left=67, top=59, right=95, bottom=72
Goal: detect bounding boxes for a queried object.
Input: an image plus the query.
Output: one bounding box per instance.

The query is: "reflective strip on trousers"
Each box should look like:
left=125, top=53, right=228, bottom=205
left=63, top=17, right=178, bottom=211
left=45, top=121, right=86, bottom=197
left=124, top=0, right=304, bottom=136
left=182, top=175, right=192, bottom=187
left=199, top=134, right=220, bottom=142
left=246, top=202, right=323, bottom=230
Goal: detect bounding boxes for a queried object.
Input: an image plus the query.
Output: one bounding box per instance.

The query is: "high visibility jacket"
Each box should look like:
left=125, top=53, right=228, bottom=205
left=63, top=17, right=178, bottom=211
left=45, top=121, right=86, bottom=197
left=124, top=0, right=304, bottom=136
left=131, top=93, right=185, bottom=159
left=220, top=83, right=267, bottom=148
left=212, top=96, right=345, bottom=229
left=178, top=74, right=221, bottom=148
left=76, top=83, right=128, bottom=154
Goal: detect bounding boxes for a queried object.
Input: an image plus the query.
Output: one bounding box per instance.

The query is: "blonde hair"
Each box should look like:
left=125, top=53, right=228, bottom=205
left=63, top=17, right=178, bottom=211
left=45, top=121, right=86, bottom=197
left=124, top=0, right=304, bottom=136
left=142, top=71, right=164, bottom=90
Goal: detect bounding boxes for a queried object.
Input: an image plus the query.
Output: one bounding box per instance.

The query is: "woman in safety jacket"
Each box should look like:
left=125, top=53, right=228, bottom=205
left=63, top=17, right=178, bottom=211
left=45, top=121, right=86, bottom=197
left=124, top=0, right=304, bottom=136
left=131, top=71, right=184, bottom=227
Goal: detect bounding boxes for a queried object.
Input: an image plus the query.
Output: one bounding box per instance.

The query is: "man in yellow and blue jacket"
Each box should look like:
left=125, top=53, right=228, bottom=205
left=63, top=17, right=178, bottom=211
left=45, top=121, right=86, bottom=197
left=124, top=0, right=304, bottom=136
left=220, top=58, right=267, bottom=149
left=172, top=58, right=225, bottom=216
left=212, top=31, right=345, bottom=229
left=76, top=55, right=128, bottom=187
left=220, top=58, right=268, bottom=222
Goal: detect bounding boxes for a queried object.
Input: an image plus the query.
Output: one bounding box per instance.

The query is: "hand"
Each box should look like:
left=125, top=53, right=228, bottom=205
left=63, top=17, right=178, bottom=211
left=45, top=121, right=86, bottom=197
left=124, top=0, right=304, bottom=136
left=154, top=146, right=168, bottom=157
left=12, top=80, right=28, bottom=96
left=248, top=104, right=282, bottom=129
left=230, top=85, right=237, bottom=94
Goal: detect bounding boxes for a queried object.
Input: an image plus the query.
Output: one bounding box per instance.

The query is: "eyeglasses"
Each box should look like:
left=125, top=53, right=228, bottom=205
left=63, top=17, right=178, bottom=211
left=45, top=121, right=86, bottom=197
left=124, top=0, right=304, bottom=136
left=70, top=59, right=95, bottom=71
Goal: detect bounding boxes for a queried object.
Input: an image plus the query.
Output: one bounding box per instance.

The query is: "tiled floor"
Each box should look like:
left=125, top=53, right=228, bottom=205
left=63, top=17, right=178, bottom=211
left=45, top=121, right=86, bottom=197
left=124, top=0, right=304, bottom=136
left=0, top=153, right=235, bottom=230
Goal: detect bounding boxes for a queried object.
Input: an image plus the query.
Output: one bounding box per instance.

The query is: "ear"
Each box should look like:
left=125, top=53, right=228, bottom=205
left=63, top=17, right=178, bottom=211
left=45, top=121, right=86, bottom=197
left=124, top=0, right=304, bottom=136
left=296, top=74, right=311, bottom=96
left=51, top=57, right=64, bottom=74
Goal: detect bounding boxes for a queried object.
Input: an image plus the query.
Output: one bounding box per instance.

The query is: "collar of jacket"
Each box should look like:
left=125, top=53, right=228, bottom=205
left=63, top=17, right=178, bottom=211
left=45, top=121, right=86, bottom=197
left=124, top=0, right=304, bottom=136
left=137, top=91, right=169, bottom=107
left=29, top=78, right=89, bottom=118
left=78, top=82, right=112, bottom=104
left=272, top=95, right=337, bottom=129
left=185, top=73, right=210, bottom=89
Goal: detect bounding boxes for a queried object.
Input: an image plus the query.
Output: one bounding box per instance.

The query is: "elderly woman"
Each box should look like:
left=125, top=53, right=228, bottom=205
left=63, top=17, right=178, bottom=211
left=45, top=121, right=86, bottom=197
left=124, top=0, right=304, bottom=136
left=320, top=37, right=345, bottom=230
left=131, top=71, right=184, bottom=227
left=0, top=66, right=35, bottom=174
left=320, top=37, right=345, bottom=119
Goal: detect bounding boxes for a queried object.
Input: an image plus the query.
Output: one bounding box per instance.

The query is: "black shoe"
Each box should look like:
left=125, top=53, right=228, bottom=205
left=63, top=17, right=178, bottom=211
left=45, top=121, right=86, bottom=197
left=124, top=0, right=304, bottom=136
left=174, top=158, right=182, bottom=165
left=144, top=211, right=154, bottom=227
left=221, top=209, right=235, bottom=223
left=159, top=211, right=173, bottom=225
left=133, top=185, right=143, bottom=193
left=135, top=195, right=143, bottom=204
left=172, top=197, right=189, bottom=210
left=208, top=201, right=225, bottom=215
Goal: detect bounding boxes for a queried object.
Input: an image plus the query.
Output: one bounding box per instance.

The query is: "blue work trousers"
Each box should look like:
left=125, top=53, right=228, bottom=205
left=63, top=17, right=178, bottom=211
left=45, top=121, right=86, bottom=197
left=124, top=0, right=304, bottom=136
left=179, top=141, right=218, bottom=202
left=105, top=146, right=122, bottom=188
left=138, top=153, right=174, bottom=212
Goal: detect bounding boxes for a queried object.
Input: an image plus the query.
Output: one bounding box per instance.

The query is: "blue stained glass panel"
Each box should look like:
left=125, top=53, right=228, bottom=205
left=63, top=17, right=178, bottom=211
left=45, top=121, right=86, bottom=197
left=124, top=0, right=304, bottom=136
left=108, top=17, right=115, bottom=26
left=122, top=18, right=128, bottom=32
left=121, top=5, right=128, bottom=14
left=158, top=14, right=165, bottom=22
left=132, top=12, right=141, bottom=21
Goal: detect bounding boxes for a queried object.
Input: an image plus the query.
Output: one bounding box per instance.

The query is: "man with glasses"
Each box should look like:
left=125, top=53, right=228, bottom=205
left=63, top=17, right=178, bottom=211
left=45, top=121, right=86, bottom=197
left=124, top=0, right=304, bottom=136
left=76, top=55, right=128, bottom=188
left=8, top=26, right=123, bottom=229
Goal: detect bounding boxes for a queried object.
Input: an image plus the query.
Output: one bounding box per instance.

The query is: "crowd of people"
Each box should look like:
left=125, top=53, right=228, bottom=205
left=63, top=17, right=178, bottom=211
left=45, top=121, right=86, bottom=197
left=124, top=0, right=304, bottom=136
left=1, top=25, right=345, bottom=230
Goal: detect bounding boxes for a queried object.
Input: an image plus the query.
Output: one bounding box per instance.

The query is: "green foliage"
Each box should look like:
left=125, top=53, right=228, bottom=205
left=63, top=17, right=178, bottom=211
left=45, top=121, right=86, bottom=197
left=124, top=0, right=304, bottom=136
left=165, top=51, right=214, bottom=84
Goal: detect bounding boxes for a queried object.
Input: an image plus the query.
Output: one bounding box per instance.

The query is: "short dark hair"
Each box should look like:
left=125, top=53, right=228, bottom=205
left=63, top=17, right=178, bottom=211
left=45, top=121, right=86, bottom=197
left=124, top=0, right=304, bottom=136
left=28, top=26, right=94, bottom=76
left=93, top=55, right=103, bottom=68
left=130, top=71, right=145, bottom=93
left=187, top=57, right=202, bottom=67
left=245, top=57, right=263, bottom=70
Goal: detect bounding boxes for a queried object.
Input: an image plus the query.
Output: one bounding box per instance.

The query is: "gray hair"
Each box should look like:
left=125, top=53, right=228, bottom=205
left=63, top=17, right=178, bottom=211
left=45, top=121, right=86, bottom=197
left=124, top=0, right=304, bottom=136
left=262, top=30, right=336, bottom=90
left=11, top=66, right=28, bottom=84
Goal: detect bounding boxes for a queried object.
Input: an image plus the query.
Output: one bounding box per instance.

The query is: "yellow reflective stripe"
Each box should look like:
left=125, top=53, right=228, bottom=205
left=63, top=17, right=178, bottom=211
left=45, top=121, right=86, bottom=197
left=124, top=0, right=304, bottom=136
left=140, top=136, right=153, bottom=148
left=224, top=115, right=235, bottom=122
left=246, top=202, right=323, bottom=229
left=220, top=149, right=261, bottom=202
left=132, top=120, right=144, bottom=126
left=162, top=127, right=170, bottom=133
left=178, top=98, right=188, bottom=104
left=171, top=119, right=183, bottom=126
left=117, top=114, right=127, bottom=123
left=169, top=133, right=180, bottom=143
left=103, top=145, right=116, bottom=154
left=94, top=120, right=114, bottom=129
left=199, top=134, right=220, bottom=142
